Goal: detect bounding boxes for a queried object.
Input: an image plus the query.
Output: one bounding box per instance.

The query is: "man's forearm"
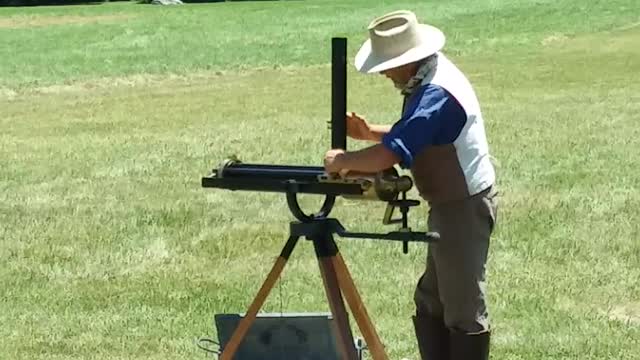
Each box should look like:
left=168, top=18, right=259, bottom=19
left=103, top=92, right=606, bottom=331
left=368, top=124, right=392, bottom=142
left=338, top=143, right=399, bottom=173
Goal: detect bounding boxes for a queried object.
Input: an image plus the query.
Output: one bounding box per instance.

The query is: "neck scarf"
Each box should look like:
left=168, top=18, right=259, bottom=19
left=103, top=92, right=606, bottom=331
left=400, top=54, right=439, bottom=96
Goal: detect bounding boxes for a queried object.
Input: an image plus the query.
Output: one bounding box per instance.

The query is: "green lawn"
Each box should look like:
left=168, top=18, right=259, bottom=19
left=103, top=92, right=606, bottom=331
left=1, top=0, right=639, bottom=359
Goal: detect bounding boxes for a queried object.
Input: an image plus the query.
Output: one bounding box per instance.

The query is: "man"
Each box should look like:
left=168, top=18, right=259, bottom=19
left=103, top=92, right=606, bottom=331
left=323, top=10, right=498, bottom=360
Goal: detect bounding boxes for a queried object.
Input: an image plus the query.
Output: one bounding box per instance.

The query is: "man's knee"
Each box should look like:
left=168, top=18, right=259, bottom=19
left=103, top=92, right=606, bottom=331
left=415, top=282, right=489, bottom=334
left=414, top=285, right=444, bottom=318
left=441, top=286, right=490, bottom=333
left=413, top=265, right=444, bottom=318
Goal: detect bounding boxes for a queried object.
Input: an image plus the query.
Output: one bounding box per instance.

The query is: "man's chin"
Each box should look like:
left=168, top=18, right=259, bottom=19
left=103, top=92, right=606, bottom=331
left=393, top=80, right=407, bottom=91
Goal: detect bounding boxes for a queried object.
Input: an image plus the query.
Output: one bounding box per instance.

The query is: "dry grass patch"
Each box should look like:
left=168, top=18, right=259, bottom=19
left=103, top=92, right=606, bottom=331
left=0, top=64, right=326, bottom=99
left=606, top=303, right=640, bottom=326
left=0, top=14, right=135, bottom=29
left=542, top=25, right=640, bottom=54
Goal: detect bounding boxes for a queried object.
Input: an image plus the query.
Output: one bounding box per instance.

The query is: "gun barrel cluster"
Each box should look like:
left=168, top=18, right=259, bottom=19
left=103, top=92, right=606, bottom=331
left=201, top=158, right=413, bottom=202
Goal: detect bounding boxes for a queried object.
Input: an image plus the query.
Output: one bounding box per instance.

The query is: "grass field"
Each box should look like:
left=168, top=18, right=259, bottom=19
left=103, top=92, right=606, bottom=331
left=1, top=0, right=640, bottom=359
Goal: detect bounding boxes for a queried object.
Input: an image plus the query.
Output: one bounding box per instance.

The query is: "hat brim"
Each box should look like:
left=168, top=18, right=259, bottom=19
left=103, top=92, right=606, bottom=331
left=354, top=24, right=445, bottom=74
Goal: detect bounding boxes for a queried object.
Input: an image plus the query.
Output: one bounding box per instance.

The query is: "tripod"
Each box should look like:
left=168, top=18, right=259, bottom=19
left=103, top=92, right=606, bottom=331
left=217, top=191, right=438, bottom=360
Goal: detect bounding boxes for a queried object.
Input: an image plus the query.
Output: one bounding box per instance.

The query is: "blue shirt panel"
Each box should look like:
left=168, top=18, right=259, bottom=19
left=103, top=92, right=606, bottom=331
left=381, top=83, right=467, bottom=168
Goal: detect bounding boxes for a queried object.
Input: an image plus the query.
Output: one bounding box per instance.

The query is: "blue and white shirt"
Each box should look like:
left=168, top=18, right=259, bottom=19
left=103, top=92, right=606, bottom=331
left=381, top=53, right=495, bottom=203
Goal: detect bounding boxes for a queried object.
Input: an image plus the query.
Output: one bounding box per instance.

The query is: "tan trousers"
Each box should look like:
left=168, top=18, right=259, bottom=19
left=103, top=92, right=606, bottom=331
left=414, top=186, right=498, bottom=334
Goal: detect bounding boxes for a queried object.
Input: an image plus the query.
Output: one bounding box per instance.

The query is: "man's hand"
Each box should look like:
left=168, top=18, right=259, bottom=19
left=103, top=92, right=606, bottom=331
left=324, top=149, right=347, bottom=176
left=347, top=112, right=392, bottom=142
left=346, top=112, right=373, bottom=141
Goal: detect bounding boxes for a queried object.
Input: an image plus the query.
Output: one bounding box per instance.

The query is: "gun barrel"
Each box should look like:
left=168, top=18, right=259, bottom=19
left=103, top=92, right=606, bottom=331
left=220, top=163, right=325, bottom=181
left=201, top=161, right=364, bottom=196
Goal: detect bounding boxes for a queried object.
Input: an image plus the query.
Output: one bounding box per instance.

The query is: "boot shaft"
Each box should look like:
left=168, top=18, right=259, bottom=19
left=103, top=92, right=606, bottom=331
left=412, top=315, right=490, bottom=360
left=449, top=331, right=490, bottom=360
left=412, top=315, right=450, bottom=360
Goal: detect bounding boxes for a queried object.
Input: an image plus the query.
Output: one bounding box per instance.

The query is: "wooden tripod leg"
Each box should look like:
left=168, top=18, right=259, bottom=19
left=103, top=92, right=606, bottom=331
left=219, top=236, right=299, bottom=360
left=312, top=232, right=358, bottom=360
left=318, top=256, right=360, bottom=360
left=333, top=254, right=389, bottom=360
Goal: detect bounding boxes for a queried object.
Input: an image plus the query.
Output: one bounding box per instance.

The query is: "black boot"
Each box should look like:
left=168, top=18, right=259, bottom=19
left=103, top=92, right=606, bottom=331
left=412, top=315, right=450, bottom=360
left=449, top=331, right=490, bottom=360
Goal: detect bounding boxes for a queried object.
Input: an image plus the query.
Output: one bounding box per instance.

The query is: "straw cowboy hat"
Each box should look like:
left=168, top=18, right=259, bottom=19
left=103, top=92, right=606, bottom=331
left=355, top=10, right=445, bottom=74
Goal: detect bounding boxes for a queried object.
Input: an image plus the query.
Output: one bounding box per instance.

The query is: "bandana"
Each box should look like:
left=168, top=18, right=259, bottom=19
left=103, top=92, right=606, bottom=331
left=399, top=54, right=439, bottom=96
